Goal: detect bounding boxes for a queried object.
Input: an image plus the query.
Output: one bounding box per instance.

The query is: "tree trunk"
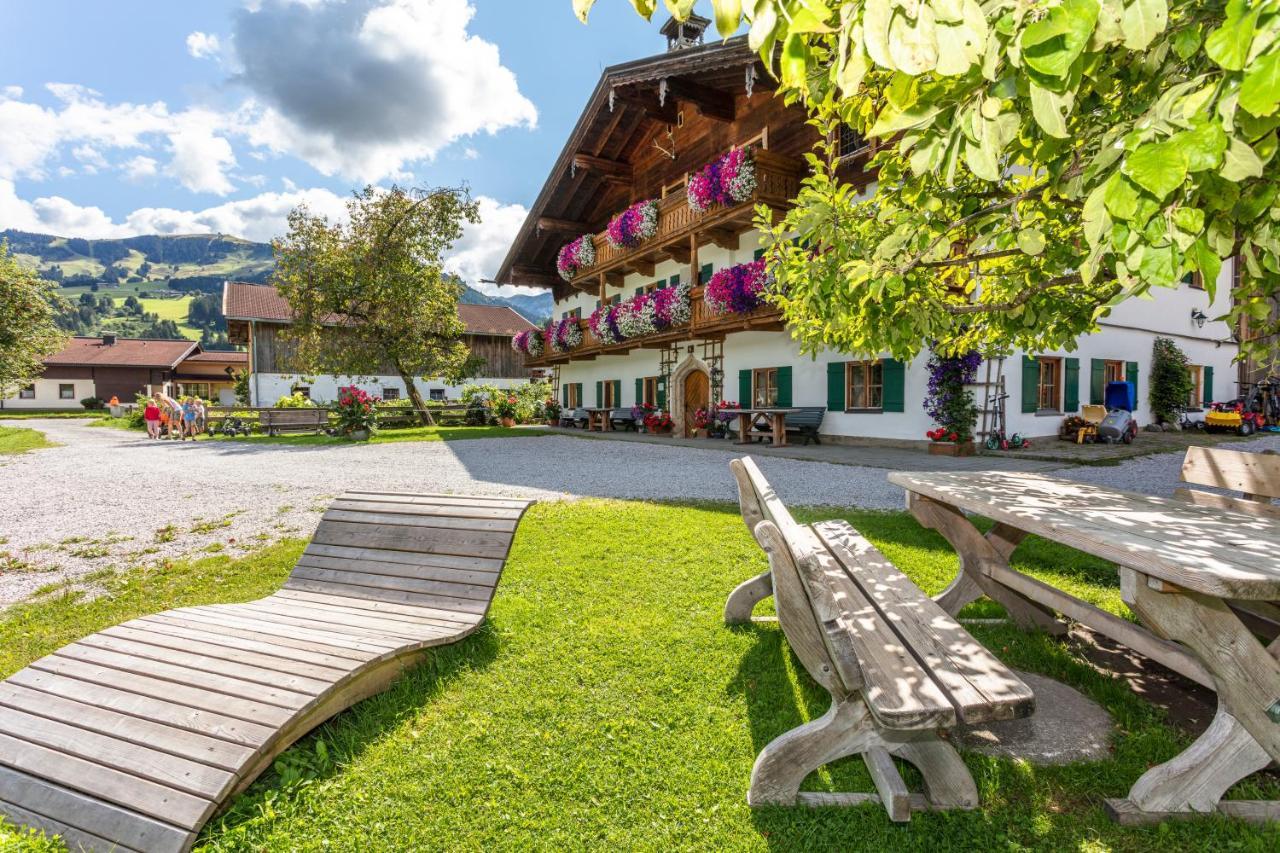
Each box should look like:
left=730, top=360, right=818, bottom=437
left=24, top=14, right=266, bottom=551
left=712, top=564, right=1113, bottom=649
left=393, top=359, right=433, bottom=426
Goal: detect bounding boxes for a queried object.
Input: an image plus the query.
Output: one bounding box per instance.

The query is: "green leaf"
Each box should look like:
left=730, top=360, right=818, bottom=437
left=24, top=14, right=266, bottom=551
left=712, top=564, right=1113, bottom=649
left=868, top=102, right=943, bottom=137
left=1021, top=0, right=1099, bottom=79
left=748, top=0, right=778, bottom=50
left=1205, top=0, right=1257, bottom=71
left=662, top=0, right=697, bottom=19
left=964, top=138, right=1000, bottom=181
left=1169, top=121, right=1227, bottom=172
left=862, top=0, right=893, bottom=68
left=1135, top=242, right=1176, bottom=285
left=628, top=0, right=658, bottom=20
left=573, top=0, right=596, bottom=23
left=1029, top=82, right=1072, bottom=138
left=1172, top=23, right=1201, bottom=59
left=1120, top=0, right=1167, bottom=51
left=1017, top=227, right=1047, bottom=256
left=1122, top=142, right=1187, bottom=200
left=1221, top=136, right=1265, bottom=181
left=780, top=32, right=809, bottom=89
left=1083, top=182, right=1111, bottom=246
left=1187, top=239, right=1222, bottom=295
left=1172, top=207, right=1204, bottom=234
left=1240, top=50, right=1280, bottom=117
left=711, top=0, right=741, bottom=36
left=1103, top=171, right=1140, bottom=219
left=836, top=25, right=869, bottom=95
left=935, top=22, right=983, bottom=75
left=888, top=3, right=939, bottom=74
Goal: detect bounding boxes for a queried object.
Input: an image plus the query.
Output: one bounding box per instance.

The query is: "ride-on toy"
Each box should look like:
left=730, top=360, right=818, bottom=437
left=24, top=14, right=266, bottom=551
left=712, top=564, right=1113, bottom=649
left=1206, top=377, right=1280, bottom=436
left=1097, top=381, right=1138, bottom=444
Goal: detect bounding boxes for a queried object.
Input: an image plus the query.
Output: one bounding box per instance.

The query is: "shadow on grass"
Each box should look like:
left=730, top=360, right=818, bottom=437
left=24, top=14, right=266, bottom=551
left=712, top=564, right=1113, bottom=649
left=201, top=623, right=504, bottom=846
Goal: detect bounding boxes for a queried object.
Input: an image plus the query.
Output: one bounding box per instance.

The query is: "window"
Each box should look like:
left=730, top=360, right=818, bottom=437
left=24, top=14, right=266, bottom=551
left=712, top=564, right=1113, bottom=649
left=382, top=387, right=400, bottom=401
left=293, top=386, right=311, bottom=400
left=753, top=368, right=778, bottom=407
left=1104, top=360, right=1126, bottom=383
left=603, top=379, right=619, bottom=408
left=565, top=383, right=581, bottom=408
left=183, top=383, right=210, bottom=399
left=18, top=385, right=35, bottom=400
left=845, top=361, right=884, bottom=411
left=1037, top=358, right=1061, bottom=412
left=429, top=388, right=445, bottom=401
left=1188, top=366, right=1203, bottom=409
left=642, top=376, right=659, bottom=407
left=837, top=124, right=868, bottom=159
left=59, top=384, right=75, bottom=400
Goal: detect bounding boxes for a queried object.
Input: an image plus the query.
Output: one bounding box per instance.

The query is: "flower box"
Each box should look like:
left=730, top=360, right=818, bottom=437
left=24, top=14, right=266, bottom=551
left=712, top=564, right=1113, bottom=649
left=928, top=440, right=975, bottom=457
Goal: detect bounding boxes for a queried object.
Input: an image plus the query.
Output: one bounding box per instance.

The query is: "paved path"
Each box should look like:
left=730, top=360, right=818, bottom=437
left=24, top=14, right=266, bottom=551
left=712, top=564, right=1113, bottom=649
left=2, top=419, right=1278, bottom=607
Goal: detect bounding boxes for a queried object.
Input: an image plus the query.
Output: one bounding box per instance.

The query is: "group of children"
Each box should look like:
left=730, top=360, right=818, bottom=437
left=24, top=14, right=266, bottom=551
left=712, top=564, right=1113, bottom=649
left=142, top=392, right=206, bottom=440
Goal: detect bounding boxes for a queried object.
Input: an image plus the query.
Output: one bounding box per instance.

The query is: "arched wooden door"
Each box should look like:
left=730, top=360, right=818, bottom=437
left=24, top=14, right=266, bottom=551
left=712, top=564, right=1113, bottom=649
left=683, top=370, right=709, bottom=435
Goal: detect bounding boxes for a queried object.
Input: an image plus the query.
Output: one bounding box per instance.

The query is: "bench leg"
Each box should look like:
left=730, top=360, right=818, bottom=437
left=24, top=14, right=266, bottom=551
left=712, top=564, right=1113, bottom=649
left=748, top=697, right=876, bottom=807
left=887, top=736, right=979, bottom=810
left=724, top=570, right=773, bottom=624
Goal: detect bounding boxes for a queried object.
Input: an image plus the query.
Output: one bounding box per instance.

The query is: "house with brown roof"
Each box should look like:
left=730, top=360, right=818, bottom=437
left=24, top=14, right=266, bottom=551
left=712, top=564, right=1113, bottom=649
left=0, top=335, right=247, bottom=410
left=222, top=280, right=536, bottom=405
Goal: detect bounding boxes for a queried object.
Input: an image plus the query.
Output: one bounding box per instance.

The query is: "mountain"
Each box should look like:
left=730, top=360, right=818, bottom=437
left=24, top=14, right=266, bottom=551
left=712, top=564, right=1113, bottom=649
left=3, top=229, right=552, bottom=323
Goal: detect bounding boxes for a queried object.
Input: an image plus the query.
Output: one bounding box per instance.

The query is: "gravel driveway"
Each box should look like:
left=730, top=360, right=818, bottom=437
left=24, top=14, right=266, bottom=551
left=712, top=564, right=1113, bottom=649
left=2, top=418, right=1278, bottom=607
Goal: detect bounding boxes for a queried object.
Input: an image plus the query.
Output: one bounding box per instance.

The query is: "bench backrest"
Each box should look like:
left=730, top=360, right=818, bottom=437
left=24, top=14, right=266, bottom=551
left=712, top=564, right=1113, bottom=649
left=784, top=407, right=825, bottom=428
left=1178, top=446, right=1280, bottom=517
left=730, top=457, right=862, bottom=697
left=264, top=408, right=326, bottom=425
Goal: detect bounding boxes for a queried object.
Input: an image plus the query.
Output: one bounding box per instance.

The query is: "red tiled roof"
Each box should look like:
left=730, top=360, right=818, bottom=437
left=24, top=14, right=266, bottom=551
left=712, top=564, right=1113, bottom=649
left=44, top=337, right=197, bottom=369
left=223, top=281, right=535, bottom=336
left=183, top=351, right=249, bottom=364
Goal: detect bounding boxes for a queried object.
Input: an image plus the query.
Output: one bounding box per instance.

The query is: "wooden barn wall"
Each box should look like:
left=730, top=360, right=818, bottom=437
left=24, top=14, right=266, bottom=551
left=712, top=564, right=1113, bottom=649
left=467, top=334, right=526, bottom=378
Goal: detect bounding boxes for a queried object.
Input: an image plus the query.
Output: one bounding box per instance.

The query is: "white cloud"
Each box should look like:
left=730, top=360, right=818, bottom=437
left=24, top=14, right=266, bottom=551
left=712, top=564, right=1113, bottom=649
left=2, top=86, right=22, bottom=99
left=444, top=195, right=536, bottom=296
left=166, top=112, right=238, bottom=195
left=233, top=0, right=536, bottom=180
left=463, top=147, right=479, bottom=160
left=123, top=156, right=158, bottom=180
left=185, top=31, right=222, bottom=60
left=71, top=144, right=108, bottom=169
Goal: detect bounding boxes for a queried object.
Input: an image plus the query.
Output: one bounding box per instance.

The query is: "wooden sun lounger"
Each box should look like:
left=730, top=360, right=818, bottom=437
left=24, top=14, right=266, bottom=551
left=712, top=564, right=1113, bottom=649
left=0, top=490, right=532, bottom=853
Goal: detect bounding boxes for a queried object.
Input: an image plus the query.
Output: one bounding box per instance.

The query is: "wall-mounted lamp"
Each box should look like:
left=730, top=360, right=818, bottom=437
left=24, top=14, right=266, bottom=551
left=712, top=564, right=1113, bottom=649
left=1191, top=308, right=1208, bottom=328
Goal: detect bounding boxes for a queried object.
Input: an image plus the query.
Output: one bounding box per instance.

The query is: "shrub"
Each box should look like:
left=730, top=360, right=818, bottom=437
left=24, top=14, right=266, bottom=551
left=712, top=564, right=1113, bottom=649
left=494, top=395, right=518, bottom=421
left=79, top=396, right=105, bottom=410
left=275, top=392, right=316, bottom=408
left=331, top=386, right=379, bottom=436
left=1150, top=336, right=1193, bottom=424
left=460, top=382, right=553, bottom=423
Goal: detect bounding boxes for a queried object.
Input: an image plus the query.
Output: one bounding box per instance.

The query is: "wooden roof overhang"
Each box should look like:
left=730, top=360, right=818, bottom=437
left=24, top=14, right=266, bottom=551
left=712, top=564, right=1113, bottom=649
left=495, top=36, right=770, bottom=300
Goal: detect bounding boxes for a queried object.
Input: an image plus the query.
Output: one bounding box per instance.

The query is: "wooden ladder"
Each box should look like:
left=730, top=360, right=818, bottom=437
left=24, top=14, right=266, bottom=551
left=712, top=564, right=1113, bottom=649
left=973, top=357, right=1007, bottom=442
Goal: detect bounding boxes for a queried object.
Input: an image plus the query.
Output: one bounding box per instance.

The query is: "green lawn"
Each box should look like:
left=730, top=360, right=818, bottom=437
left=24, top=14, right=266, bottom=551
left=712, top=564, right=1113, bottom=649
left=2, top=501, right=1277, bottom=852
left=201, top=424, right=545, bottom=445
left=0, top=411, right=106, bottom=420
left=0, top=426, right=55, bottom=454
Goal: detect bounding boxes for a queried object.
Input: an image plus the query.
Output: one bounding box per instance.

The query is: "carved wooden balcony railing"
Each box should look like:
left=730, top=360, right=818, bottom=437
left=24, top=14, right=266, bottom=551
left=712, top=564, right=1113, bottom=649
left=523, top=286, right=784, bottom=368
left=568, top=148, right=805, bottom=285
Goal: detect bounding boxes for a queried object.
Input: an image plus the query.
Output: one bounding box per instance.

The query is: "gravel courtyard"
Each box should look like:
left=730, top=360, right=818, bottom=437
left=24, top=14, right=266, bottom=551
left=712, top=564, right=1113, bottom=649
left=3, top=418, right=1278, bottom=607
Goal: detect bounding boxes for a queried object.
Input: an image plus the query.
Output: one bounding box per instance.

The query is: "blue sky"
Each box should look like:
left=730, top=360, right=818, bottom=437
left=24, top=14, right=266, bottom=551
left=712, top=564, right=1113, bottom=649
left=0, top=0, right=708, bottom=293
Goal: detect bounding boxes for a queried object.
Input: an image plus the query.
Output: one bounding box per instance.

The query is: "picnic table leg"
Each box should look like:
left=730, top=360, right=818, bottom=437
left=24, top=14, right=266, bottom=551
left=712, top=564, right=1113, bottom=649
left=1105, top=569, right=1280, bottom=824
left=773, top=413, right=787, bottom=447
left=908, top=494, right=1065, bottom=634
left=737, top=414, right=749, bottom=445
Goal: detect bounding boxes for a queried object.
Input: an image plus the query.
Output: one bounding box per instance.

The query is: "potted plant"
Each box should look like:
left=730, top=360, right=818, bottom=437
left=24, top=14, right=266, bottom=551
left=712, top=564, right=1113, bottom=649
left=332, top=385, right=379, bottom=440
left=631, top=402, right=656, bottom=431
left=692, top=406, right=711, bottom=438
left=923, top=351, right=981, bottom=456
left=543, top=397, right=562, bottom=426
left=495, top=395, right=519, bottom=428
left=643, top=410, right=674, bottom=435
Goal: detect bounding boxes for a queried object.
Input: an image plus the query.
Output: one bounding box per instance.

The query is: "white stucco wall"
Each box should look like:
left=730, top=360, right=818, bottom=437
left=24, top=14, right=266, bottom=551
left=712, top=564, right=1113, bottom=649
left=250, top=374, right=529, bottom=406
left=0, top=378, right=96, bottom=411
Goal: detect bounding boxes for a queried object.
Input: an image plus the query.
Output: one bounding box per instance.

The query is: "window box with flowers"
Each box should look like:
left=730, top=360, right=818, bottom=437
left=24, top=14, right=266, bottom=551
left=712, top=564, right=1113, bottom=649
left=687, top=147, right=756, bottom=215
left=333, top=385, right=380, bottom=440
left=557, top=234, right=596, bottom=281
left=704, top=258, right=770, bottom=316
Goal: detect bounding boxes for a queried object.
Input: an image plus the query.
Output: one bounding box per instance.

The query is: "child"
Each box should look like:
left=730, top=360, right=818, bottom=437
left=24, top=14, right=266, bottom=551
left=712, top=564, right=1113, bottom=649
left=143, top=396, right=161, bottom=439
left=182, top=397, right=198, bottom=440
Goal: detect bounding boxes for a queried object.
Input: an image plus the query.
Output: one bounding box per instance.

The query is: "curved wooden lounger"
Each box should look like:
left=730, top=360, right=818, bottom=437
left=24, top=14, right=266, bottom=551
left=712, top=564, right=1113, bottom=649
left=0, top=490, right=532, bottom=853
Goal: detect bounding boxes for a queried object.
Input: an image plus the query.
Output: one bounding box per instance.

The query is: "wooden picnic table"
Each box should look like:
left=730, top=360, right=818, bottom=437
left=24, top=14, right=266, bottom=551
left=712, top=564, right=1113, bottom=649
left=888, top=468, right=1280, bottom=825
left=583, top=407, right=612, bottom=432
left=729, top=407, right=801, bottom=448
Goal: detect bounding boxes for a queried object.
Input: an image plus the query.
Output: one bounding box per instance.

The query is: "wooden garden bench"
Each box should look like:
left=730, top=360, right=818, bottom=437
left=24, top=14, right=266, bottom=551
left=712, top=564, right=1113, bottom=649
left=0, top=490, right=532, bottom=852
left=728, top=457, right=1034, bottom=819
left=260, top=408, right=328, bottom=436
left=608, top=408, right=639, bottom=431
left=783, top=406, right=826, bottom=445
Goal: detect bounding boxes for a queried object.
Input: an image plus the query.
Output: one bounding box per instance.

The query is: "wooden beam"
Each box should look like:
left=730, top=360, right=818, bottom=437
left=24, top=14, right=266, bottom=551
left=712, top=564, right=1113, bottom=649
left=665, top=243, right=691, bottom=264
left=605, top=271, right=626, bottom=287
left=572, top=153, right=632, bottom=182
left=631, top=259, right=655, bottom=277
left=665, top=76, right=735, bottom=122
left=509, top=265, right=561, bottom=288
left=610, top=87, right=679, bottom=125
left=706, top=228, right=741, bottom=251
left=537, top=216, right=590, bottom=234
left=690, top=232, right=700, bottom=286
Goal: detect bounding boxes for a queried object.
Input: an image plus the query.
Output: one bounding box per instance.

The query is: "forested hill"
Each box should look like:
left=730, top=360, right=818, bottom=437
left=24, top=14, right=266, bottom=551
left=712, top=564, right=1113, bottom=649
left=1, top=229, right=552, bottom=322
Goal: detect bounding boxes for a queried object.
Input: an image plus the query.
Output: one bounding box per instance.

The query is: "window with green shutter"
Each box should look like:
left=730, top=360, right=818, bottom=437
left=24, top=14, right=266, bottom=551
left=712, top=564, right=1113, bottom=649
left=776, top=366, right=792, bottom=407
left=669, top=274, right=680, bottom=288
left=1203, top=365, right=1214, bottom=406
left=753, top=248, right=765, bottom=260
left=1126, top=362, right=1139, bottom=401
left=738, top=369, right=752, bottom=406
left=826, top=362, right=845, bottom=411
left=656, top=377, right=667, bottom=409
left=1064, top=358, right=1080, bottom=413
left=612, top=380, right=622, bottom=408
left=635, top=377, right=643, bottom=406
left=635, top=286, right=644, bottom=296
left=881, top=358, right=905, bottom=412
left=595, top=381, right=602, bottom=408
left=1021, top=355, right=1039, bottom=413
left=1090, top=359, right=1106, bottom=405
left=699, top=262, right=713, bottom=284
left=562, top=384, right=569, bottom=407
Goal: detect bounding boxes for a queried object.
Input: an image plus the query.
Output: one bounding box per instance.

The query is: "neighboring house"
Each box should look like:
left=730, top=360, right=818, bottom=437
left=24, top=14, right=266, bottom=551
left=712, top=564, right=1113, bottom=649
left=172, top=350, right=248, bottom=406
left=0, top=335, right=199, bottom=410
left=222, top=281, right=536, bottom=405
left=496, top=16, right=1240, bottom=441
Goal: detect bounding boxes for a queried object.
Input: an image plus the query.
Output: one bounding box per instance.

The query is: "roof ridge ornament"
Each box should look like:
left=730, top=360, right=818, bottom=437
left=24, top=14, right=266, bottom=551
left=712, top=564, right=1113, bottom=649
left=660, top=14, right=710, bottom=51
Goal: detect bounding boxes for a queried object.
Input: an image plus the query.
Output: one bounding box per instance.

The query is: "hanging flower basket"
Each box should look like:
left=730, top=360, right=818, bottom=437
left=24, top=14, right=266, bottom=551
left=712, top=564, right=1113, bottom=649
left=688, top=147, right=757, bottom=214
left=511, top=329, right=544, bottom=357
left=705, top=258, right=770, bottom=315
left=547, top=317, right=582, bottom=353
left=557, top=234, right=596, bottom=281
left=605, top=199, right=659, bottom=249
left=589, top=302, right=623, bottom=345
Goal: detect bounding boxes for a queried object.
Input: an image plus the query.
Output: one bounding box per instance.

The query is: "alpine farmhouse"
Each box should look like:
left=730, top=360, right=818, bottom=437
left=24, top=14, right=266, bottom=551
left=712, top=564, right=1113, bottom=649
left=495, top=16, right=1240, bottom=443
left=222, top=281, right=536, bottom=405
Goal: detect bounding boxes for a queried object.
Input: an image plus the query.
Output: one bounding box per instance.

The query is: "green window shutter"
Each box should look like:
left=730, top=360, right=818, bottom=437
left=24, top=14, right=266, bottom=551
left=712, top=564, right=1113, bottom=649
left=827, top=362, right=846, bottom=411
left=613, top=380, right=622, bottom=407
left=1126, top=361, right=1139, bottom=402
left=753, top=248, right=765, bottom=260
left=576, top=383, right=583, bottom=407
left=562, top=384, right=568, bottom=407
left=882, top=358, right=905, bottom=412
left=668, top=274, right=680, bottom=288
left=1064, top=357, right=1080, bottom=413
left=635, top=286, right=644, bottom=296
left=1090, top=359, right=1105, bottom=405
left=739, top=369, right=752, bottom=406
left=699, top=263, right=713, bottom=284
left=657, top=377, right=667, bottom=409
left=776, top=366, right=793, bottom=407
left=635, top=377, right=643, bottom=406
left=1203, top=366, right=1214, bottom=406
left=1021, top=355, right=1039, bottom=413
left=595, top=381, right=602, bottom=408
left=595, top=299, right=601, bottom=309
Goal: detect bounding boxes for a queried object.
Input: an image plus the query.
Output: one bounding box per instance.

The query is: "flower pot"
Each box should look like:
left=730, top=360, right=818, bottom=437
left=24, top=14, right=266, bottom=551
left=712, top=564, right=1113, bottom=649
left=928, top=440, right=975, bottom=457
left=348, top=428, right=370, bottom=441
left=694, top=428, right=708, bottom=439
left=545, top=418, right=558, bottom=427
left=500, top=417, right=516, bottom=428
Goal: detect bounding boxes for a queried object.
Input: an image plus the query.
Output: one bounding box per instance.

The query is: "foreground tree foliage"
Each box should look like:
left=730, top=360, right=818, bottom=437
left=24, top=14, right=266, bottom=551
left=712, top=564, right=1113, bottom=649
left=576, top=1, right=1280, bottom=365
left=272, top=186, right=480, bottom=423
left=0, top=241, right=67, bottom=396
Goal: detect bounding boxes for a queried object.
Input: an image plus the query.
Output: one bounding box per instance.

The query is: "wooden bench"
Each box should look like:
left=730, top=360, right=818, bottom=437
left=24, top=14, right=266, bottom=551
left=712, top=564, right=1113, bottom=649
left=558, top=408, right=587, bottom=429
left=260, top=408, right=329, bottom=436
left=783, top=406, right=825, bottom=445
left=0, top=491, right=532, bottom=852
left=728, top=457, right=1034, bottom=819
left=608, top=408, right=639, bottom=431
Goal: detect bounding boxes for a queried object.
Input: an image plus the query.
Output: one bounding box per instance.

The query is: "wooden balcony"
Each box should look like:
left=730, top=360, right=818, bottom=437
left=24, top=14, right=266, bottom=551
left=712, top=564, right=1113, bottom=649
left=524, top=286, right=784, bottom=368
left=568, top=148, right=805, bottom=286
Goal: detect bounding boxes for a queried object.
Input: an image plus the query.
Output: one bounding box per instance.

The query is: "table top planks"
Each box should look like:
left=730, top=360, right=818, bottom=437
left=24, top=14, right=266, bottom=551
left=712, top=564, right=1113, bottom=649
left=0, top=490, right=532, bottom=852
left=888, top=470, right=1280, bottom=600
